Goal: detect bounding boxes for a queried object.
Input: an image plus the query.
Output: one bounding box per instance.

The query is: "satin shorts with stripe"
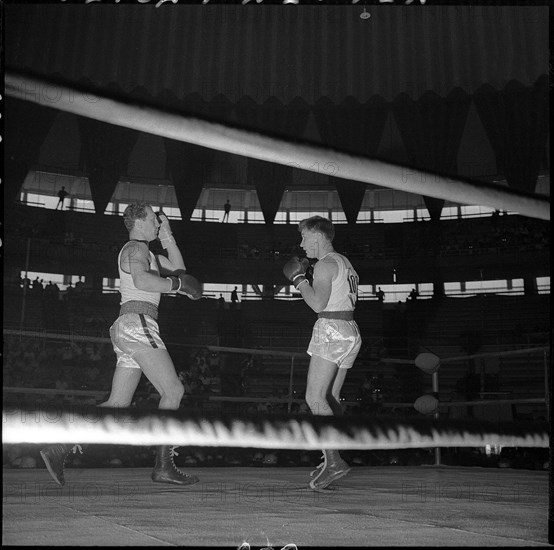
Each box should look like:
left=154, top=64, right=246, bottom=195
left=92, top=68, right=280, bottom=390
left=109, top=313, right=166, bottom=369
left=307, top=318, right=362, bottom=369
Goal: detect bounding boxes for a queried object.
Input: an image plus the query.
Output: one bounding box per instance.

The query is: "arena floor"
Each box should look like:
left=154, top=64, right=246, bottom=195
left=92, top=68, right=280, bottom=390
left=2, top=465, right=549, bottom=546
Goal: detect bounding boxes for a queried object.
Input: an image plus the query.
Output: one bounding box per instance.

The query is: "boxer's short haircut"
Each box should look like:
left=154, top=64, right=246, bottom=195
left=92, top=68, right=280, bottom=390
left=298, top=216, right=335, bottom=242
left=123, top=202, right=152, bottom=232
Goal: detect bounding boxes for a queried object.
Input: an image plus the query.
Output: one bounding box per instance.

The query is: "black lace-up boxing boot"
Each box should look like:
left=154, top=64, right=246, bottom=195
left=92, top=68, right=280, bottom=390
left=151, top=446, right=199, bottom=486
left=40, top=444, right=85, bottom=486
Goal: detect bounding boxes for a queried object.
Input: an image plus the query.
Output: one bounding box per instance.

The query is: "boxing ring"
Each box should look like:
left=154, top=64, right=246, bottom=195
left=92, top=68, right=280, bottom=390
left=3, top=71, right=552, bottom=546
left=3, top=331, right=551, bottom=546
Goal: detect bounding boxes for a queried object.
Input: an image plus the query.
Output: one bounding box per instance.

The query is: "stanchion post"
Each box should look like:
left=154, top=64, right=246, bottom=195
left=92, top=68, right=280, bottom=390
left=288, top=356, right=295, bottom=413
left=432, top=371, right=441, bottom=466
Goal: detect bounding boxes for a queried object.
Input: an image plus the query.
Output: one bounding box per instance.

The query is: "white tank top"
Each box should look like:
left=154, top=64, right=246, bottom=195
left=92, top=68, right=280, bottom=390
left=118, top=242, right=161, bottom=307
left=320, top=252, right=359, bottom=312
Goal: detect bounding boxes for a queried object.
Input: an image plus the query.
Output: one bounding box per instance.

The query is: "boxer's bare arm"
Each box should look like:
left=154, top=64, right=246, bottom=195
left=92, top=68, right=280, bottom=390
left=123, top=241, right=172, bottom=293
left=157, top=212, right=186, bottom=271
left=297, top=259, right=336, bottom=313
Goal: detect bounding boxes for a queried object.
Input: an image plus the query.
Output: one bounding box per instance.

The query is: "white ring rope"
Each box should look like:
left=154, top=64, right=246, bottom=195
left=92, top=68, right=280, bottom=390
left=381, top=347, right=549, bottom=365
left=5, top=71, right=550, bottom=221
left=2, top=406, right=548, bottom=449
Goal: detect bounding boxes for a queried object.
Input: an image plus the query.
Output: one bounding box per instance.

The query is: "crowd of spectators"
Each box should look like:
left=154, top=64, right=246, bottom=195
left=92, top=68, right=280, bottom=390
left=10, top=206, right=549, bottom=265
left=3, top=335, right=113, bottom=394
left=16, top=275, right=88, bottom=300
left=402, top=215, right=549, bottom=258
left=209, top=215, right=550, bottom=261
left=3, top=336, right=225, bottom=403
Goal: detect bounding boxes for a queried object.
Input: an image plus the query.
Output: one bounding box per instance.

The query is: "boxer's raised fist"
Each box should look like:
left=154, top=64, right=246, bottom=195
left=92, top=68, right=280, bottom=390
left=283, top=257, right=310, bottom=289
left=157, top=211, right=175, bottom=249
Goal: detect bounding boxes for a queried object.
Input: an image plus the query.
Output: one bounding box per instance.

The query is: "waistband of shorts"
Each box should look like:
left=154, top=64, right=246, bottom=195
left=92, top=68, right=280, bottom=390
left=119, top=300, right=159, bottom=320
left=318, top=310, right=354, bottom=321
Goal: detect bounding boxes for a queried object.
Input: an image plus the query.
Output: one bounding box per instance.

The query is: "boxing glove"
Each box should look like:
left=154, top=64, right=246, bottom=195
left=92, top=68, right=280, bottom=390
left=283, top=257, right=310, bottom=289
left=157, top=211, right=175, bottom=249
left=167, top=270, right=203, bottom=300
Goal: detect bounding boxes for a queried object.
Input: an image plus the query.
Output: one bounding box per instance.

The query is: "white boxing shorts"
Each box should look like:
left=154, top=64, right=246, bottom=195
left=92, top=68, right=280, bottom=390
left=109, top=313, right=166, bottom=369
left=307, top=318, right=362, bottom=369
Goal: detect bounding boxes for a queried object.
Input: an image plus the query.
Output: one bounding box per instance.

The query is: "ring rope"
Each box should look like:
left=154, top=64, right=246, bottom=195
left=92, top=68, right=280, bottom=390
left=2, top=329, right=306, bottom=358
left=5, top=71, right=550, bottom=221
left=2, top=406, right=548, bottom=449
left=2, top=387, right=546, bottom=409
left=381, top=346, right=549, bottom=365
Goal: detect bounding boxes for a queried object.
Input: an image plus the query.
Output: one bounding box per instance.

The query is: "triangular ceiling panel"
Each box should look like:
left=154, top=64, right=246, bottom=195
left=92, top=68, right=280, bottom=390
left=127, top=134, right=168, bottom=181
left=38, top=112, right=81, bottom=171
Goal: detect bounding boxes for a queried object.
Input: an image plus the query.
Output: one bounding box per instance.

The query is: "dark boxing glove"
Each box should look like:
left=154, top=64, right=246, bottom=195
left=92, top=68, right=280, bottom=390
left=167, top=270, right=202, bottom=300
left=283, top=257, right=310, bottom=289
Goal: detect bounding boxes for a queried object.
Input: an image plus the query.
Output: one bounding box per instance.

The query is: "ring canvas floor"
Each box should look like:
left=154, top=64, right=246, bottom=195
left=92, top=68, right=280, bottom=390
left=2, top=465, right=549, bottom=547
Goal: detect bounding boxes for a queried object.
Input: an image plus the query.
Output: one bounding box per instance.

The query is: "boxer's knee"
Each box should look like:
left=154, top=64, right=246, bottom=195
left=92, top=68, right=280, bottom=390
left=305, top=389, right=331, bottom=415
left=327, top=394, right=343, bottom=416
left=160, top=380, right=184, bottom=406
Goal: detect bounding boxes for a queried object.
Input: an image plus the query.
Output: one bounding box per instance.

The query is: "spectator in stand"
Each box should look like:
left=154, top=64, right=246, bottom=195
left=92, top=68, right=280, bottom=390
left=179, top=372, right=193, bottom=396
left=198, top=370, right=212, bottom=393
left=21, top=275, right=31, bottom=291
left=222, top=199, right=231, bottom=223
left=56, top=186, right=69, bottom=210
left=231, top=286, right=239, bottom=308
left=44, top=281, right=54, bottom=299
left=257, top=401, right=271, bottom=414
left=408, top=288, right=419, bottom=301
left=84, top=364, right=101, bottom=390
left=31, top=277, right=43, bottom=294
left=61, top=342, right=82, bottom=368
left=74, top=277, right=85, bottom=295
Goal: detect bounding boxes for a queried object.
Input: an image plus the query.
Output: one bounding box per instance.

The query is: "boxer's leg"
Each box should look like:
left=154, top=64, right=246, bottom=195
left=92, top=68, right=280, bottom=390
left=132, top=348, right=198, bottom=486
left=328, top=367, right=348, bottom=415
left=132, top=348, right=184, bottom=410
left=305, top=356, right=350, bottom=491
left=98, top=366, right=142, bottom=408
left=308, top=366, right=348, bottom=478
left=41, top=367, right=142, bottom=486
left=305, top=354, right=337, bottom=416
left=40, top=444, right=82, bottom=487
